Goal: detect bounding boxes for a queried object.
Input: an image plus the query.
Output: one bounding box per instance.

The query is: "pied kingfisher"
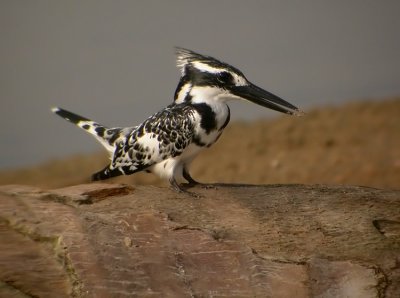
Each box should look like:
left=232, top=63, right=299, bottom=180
left=52, top=48, right=303, bottom=194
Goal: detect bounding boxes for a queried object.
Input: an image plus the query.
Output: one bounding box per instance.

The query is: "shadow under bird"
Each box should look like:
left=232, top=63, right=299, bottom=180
left=52, top=48, right=303, bottom=195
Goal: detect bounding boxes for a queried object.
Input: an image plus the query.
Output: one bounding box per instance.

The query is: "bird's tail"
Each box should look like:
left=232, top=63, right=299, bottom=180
left=51, top=107, right=119, bottom=153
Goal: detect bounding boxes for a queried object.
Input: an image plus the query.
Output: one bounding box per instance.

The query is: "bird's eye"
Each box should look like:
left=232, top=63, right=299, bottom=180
left=218, top=72, right=234, bottom=85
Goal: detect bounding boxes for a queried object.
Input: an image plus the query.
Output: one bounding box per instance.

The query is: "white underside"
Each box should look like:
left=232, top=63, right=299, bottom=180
left=148, top=143, right=204, bottom=182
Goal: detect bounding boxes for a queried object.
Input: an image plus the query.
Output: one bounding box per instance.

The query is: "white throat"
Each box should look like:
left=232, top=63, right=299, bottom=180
left=189, top=86, right=236, bottom=104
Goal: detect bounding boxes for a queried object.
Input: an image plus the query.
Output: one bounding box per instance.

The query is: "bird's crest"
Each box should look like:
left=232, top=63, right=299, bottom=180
left=175, top=47, right=244, bottom=77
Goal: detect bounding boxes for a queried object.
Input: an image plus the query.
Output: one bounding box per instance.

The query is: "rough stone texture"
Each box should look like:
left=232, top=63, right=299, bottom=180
left=0, top=183, right=399, bottom=297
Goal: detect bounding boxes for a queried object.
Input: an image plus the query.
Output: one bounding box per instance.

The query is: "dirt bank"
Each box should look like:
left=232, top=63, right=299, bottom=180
left=1, top=98, right=399, bottom=189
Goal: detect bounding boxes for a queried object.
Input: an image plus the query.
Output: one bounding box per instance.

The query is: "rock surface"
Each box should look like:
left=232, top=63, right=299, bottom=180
left=0, top=183, right=399, bottom=297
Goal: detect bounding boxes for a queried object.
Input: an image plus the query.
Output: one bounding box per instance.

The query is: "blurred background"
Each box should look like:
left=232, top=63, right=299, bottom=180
left=1, top=1, right=399, bottom=189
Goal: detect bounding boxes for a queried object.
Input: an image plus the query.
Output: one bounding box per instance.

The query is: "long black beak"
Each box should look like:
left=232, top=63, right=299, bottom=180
left=231, top=83, right=304, bottom=116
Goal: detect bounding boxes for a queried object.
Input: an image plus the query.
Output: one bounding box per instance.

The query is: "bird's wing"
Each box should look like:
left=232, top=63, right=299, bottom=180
left=109, top=104, right=196, bottom=174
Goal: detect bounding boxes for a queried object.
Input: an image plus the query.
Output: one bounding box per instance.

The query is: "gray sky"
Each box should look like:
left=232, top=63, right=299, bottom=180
left=1, top=1, right=400, bottom=169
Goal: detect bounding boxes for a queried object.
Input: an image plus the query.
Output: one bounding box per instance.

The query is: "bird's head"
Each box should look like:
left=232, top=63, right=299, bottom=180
left=174, top=47, right=303, bottom=116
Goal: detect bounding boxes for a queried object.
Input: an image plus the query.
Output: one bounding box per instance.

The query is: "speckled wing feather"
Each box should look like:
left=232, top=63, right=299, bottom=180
left=93, top=103, right=197, bottom=179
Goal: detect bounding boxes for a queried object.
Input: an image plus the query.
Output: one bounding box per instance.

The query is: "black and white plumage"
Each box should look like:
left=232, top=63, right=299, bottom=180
left=52, top=48, right=303, bottom=194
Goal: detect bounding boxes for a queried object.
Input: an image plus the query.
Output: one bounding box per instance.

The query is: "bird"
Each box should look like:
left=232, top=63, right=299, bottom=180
left=52, top=48, right=303, bottom=195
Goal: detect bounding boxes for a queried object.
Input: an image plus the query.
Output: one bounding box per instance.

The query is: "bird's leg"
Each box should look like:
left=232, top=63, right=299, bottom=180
left=169, top=176, right=185, bottom=192
left=169, top=176, right=200, bottom=198
left=182, top=168, right=200, bottom=186
left=182, top=168, right=217, bottom=190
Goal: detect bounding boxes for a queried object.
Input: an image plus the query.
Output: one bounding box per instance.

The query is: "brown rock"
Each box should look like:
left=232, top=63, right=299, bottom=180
left=0, top=183, right=399, bottom=297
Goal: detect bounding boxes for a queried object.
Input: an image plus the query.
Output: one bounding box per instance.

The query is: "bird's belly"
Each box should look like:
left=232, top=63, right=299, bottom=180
left=148, top=143, right=205, bottom=181
left=146, top=119, right=225, bottom=182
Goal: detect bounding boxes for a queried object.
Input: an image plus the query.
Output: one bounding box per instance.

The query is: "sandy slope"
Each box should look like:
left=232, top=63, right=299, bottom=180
left=1, top=98, right=399, bottom=189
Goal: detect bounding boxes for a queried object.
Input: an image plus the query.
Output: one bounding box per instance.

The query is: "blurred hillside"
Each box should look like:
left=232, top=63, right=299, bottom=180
left=1, top=98, right=399, bottom=190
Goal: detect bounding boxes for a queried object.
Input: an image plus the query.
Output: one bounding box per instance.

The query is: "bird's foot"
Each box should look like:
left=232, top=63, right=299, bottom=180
left=200, top=183, right=218, bottom=190
left=170, top=178, right=202, bottom=198
left=173, top=187, right=203, bottom=198
left=183, top=181, right=218, bottom=191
